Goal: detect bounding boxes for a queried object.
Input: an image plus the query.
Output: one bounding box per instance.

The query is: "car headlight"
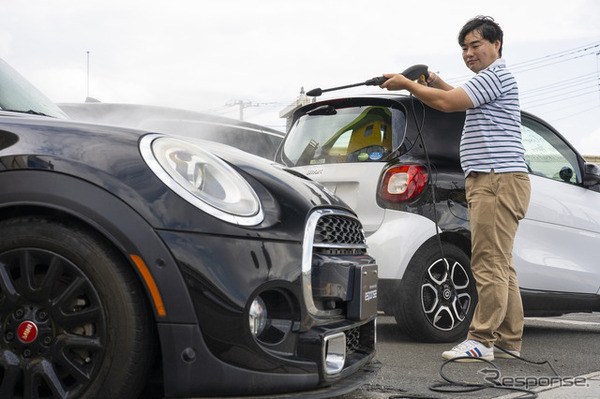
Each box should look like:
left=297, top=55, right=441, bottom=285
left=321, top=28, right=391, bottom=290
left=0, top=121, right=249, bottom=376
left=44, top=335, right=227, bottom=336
left=140, top=134, right=264, bottom=226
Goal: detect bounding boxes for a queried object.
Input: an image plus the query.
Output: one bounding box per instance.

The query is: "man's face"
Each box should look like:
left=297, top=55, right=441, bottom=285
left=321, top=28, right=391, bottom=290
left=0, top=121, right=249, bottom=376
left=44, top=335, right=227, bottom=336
left=461, top=30, right=501, bottom=73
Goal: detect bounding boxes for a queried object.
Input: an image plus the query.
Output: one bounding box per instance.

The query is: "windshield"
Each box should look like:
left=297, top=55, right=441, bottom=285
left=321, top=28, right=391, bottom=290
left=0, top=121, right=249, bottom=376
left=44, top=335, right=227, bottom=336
left=0, top=58, right=69, bottom=119
left=282, top=105, right=405, bottom=167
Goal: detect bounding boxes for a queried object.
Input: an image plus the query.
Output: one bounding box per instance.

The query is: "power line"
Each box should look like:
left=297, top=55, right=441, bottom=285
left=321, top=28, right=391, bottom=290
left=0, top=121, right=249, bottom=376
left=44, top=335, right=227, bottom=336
left=519, top=72, right=596, bottom=98
left=520, top=79, right=599, bottom=105
left=511, top=41, right=600, bottom=73
left=445, top=40, right=600, bottom=85
left=523, top=88, right=599, bottom=108
left=548, top=104, right=600, bottom=123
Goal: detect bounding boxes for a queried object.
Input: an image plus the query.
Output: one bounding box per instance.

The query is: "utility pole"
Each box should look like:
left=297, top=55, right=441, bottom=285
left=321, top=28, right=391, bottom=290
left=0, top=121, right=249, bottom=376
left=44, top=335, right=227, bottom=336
left=86, top=51, right=90, bottom=99
left=85, top=51, right=100, bottom=103
left=228, top=100, right=259, bottom=120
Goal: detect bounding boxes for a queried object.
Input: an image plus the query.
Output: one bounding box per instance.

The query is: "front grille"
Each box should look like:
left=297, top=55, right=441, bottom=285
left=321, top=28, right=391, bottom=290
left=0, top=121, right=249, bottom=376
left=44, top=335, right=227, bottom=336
left=314, top=215, right=366, bottom=245
left=302, top=209, right=370, bottom=318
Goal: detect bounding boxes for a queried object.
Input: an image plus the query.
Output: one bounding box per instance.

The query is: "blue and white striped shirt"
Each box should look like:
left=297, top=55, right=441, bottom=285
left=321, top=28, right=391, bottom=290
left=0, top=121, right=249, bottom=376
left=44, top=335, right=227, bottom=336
left=459, top=58, right=528, bottom=177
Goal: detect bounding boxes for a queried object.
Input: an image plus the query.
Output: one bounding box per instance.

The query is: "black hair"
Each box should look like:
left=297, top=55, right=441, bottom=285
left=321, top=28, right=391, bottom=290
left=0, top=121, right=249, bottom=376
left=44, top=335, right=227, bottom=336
left=458, top=15, right=503, bottom=57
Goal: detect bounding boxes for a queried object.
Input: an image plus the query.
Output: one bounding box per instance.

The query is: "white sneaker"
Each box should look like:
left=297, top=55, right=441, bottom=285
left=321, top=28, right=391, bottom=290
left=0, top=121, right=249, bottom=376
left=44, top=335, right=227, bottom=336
left=442, top=339, right=493, bottom=361
left=494, top=347, right=520, bottom=359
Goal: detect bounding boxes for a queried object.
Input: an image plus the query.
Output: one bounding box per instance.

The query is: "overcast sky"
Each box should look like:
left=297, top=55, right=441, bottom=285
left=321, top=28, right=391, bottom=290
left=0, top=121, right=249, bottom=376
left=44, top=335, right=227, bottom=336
left=2, top=0, right=600, bottom=154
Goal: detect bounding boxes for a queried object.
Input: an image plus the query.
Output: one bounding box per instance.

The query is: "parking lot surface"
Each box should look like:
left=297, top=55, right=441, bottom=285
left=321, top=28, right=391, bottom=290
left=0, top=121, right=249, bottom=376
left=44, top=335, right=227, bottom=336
left=338, top=313, right=600, bottom=399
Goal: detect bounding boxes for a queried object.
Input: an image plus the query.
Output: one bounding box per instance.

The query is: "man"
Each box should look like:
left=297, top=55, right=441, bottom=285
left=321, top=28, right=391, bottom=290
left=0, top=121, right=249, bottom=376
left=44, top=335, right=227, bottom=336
left=380, top=16, right=531, bottom=361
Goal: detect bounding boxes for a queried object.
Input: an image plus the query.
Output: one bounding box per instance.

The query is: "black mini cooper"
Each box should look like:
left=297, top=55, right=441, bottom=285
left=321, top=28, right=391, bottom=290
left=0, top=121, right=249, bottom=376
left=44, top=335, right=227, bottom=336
left=0, top=58, right=379, bottom=398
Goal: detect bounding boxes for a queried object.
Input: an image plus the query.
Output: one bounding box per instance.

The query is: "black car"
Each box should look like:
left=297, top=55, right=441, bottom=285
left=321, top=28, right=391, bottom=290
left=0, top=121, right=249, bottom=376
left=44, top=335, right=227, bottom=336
left=0, top=58, right=379, bottom=398
left=59, top=102, right=285, bottom=160
left=276, top=93, right=600, bottom=342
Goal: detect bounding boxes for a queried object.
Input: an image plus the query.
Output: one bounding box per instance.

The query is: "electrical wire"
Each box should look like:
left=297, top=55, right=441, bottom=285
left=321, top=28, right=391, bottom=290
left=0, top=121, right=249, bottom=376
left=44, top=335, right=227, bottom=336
left=520, top=73, right=597, bottom=102
left=444, top=41, right=600, bottom=85
left=523, top=88, right=599, bottom=109
left=387, top=348, right=560, bottom=399
left=510, top=41, right=600, bottom=74
left=406, top=93, right=451, bottom=312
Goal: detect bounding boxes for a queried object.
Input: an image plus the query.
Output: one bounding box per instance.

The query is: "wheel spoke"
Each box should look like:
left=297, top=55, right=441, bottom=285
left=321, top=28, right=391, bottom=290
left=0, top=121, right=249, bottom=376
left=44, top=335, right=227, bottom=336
left=0, top=350, right=21, bottom=397
left=431, top=306, right=455, bottom=331
left=24, top=359, right=68, bottom=399
left=38, top=256, right=65, bottom=298
left=55, top=304, right=103, bottom=328
left=52, top=332, right=103, bottom=382
left=450, top=261, right=470, bottom=290
left=52, top=276, right=87, bottom=310
left=452, top=293, right=472, bottom=321
left=0, top=262, right=19, bottom=309
left=55, top=332, right=103, bottom=352
left=421, top=283, right=439, bottom=313
left=18, top=249, right=38, bottom=295
left=426, top=258, right=448, bottom=285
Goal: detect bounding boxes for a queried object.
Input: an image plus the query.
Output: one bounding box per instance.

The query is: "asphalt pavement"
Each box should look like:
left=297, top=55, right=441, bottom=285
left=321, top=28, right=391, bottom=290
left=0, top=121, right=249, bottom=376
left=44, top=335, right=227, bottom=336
left=337, top=313, right=600, bottom=399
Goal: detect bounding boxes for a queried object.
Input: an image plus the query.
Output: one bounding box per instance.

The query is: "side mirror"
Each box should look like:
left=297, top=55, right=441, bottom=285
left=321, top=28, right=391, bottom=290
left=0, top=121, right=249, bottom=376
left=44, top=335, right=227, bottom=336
left=559, top=166, right=573, bottom=182
left=583, top=162, right=600, bottom=188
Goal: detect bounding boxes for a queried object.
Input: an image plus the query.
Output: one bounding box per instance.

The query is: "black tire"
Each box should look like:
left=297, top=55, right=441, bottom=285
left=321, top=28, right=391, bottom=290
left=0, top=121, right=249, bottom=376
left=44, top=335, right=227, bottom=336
left=393, top=240, right=476, bottom=342
left=0, top=217, right=155, bottom=398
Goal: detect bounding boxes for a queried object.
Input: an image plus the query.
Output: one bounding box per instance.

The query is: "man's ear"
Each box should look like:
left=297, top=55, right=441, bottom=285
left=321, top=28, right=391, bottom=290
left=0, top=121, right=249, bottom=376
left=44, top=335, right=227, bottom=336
left=493, top=40, right=502, bottom=54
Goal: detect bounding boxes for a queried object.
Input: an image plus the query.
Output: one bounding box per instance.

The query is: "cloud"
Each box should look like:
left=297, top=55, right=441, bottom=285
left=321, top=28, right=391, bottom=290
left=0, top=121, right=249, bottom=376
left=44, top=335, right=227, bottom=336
left=2, top=0, right=600, bottom=136
left=580, top=127, right=600, bottom=156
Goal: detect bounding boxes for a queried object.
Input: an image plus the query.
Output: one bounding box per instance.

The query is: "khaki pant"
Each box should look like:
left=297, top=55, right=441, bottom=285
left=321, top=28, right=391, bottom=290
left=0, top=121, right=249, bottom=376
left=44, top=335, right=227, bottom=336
left=466, top=170, right=531, bottom=351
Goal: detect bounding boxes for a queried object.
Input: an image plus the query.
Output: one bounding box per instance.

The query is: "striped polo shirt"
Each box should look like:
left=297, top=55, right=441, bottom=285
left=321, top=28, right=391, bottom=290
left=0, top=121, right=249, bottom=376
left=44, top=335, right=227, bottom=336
left=459, top=58, right=528, bottom=177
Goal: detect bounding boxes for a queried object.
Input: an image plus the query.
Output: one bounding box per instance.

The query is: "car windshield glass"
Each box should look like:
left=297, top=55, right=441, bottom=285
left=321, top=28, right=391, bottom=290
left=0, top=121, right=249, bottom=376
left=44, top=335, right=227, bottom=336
left=282, top=105, right=405, bottom=167
left=0, top=58, right=68, bottom=119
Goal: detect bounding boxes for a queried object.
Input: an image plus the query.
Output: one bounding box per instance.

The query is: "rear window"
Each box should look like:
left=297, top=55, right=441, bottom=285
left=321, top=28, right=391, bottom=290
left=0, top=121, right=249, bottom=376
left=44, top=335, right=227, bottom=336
left=282, top=105, right=406, bottom=167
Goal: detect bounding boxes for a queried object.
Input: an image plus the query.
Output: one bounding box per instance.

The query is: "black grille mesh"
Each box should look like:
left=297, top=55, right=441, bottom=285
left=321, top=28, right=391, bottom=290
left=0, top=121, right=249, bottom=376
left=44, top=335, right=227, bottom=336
left=314, top=215, right=365, bottom=245
left=345, top=327, right=361, bottom=354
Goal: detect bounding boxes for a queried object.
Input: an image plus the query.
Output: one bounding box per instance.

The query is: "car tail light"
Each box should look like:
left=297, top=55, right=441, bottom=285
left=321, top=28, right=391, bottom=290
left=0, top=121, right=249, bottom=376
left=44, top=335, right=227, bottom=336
left=379, top=164, right=428, bottom=202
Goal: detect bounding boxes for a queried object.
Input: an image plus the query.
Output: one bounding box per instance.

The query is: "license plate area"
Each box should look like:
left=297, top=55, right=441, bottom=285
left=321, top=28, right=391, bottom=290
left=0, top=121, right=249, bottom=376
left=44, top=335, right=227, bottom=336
left=348, top=264, right=378, bottom=320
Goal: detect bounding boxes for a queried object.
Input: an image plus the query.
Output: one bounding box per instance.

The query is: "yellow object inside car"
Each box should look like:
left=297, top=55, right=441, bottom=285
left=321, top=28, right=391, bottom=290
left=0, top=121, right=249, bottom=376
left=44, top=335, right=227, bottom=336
left=326, top=107, right=392, bottom=161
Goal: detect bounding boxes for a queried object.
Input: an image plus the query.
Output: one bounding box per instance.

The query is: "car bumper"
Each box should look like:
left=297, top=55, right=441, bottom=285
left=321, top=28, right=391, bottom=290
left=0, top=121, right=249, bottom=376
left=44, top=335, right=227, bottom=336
left=156, top=221, right=378, bottom=397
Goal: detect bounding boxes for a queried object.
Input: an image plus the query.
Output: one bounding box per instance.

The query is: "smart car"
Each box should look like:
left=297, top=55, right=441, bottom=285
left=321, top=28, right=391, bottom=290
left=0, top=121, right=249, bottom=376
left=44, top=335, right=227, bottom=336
left=0, top=58, right=379, bottom=398
left=276, top=93, right=600, bottom=342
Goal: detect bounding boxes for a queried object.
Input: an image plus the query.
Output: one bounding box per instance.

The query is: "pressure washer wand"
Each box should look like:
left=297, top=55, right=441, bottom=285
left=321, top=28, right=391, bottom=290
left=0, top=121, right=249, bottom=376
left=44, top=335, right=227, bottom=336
left=306, top=64, right=429, bottom=97
left=306, top=77, right=387, bottom=97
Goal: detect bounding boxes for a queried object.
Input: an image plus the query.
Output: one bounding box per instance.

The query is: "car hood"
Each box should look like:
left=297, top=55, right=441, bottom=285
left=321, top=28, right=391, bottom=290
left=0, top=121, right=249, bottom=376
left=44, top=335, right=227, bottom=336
left=0, top=114, right=351, bottom=240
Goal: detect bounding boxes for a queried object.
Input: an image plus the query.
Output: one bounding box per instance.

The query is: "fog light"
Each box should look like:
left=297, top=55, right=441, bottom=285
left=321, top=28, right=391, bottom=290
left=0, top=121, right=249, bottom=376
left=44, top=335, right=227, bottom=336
left=323, top=332, right=346, bottom=375
left=249, top=296, right=267, bottom=337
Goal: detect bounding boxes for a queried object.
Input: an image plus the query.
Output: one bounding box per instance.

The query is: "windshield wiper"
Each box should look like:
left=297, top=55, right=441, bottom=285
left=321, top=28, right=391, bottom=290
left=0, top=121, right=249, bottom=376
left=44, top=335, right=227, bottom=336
left=306, top=105, right=337, bottom=116
left=2, top=108, right=52, bottom=117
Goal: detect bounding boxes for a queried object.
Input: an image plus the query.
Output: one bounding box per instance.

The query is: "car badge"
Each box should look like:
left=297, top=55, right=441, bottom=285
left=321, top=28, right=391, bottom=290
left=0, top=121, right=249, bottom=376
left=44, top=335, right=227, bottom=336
left=17, top=320, right=39, bottom=343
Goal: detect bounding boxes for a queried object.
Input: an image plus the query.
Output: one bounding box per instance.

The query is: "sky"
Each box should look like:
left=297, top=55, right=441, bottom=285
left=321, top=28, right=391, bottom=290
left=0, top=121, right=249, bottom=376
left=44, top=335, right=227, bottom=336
left=2, top=0, right=600, bottom=154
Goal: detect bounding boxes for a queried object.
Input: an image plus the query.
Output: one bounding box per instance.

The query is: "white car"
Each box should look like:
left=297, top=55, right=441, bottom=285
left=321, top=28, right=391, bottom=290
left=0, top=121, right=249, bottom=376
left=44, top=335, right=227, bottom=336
left=276, top=94, right=600, bottom=342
